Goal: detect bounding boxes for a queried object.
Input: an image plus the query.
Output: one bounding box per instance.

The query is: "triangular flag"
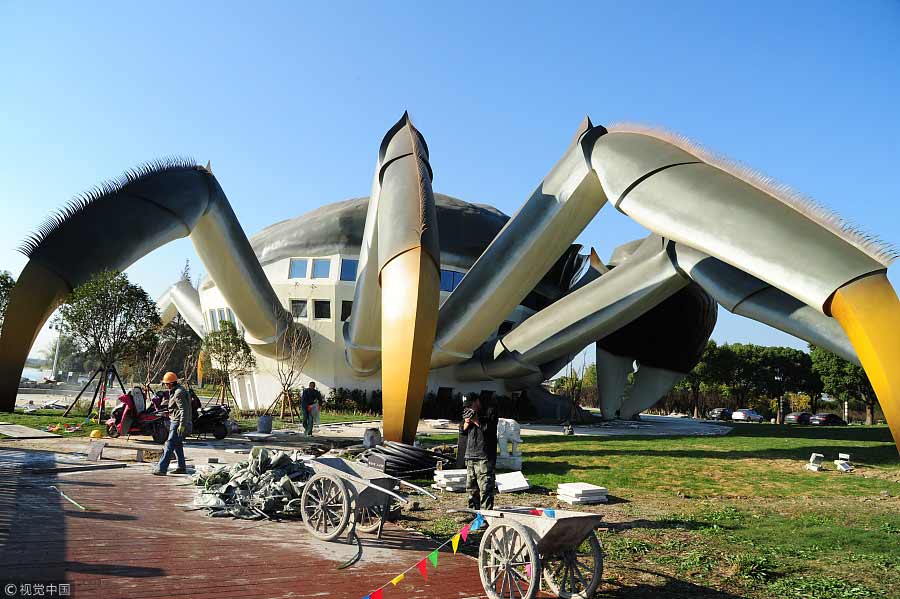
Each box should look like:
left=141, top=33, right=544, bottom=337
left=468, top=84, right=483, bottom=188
left=451, top=533, right=461, bottom=554
left=417, top=558, right=428, bottom=581
left=543, top=508, right=556, bottom=518
left=528, top=509, right=542, bottom=516
left=460, top=524, right=471, bottom=542
left=371, top=590, right=383, bottom=599
left=525, top=563, right=532, bottom=578
left=428, top=549, right=439, bottom=568
left=390, top=573, right=405, bottom=586
left=471, top=514, right=484, bottom=530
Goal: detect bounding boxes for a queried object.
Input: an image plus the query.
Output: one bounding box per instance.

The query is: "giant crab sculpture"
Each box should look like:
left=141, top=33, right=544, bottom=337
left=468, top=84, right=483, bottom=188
left=1, top=114, right=898, bottom=449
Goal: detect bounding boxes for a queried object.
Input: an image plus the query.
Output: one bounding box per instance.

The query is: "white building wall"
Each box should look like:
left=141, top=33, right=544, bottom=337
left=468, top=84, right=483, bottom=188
left=200, top=251, right=533, bottom=409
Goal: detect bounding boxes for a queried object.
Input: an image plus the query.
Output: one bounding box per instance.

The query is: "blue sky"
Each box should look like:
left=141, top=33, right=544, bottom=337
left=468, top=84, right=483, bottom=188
left=1, top=1, right=898, bottom=359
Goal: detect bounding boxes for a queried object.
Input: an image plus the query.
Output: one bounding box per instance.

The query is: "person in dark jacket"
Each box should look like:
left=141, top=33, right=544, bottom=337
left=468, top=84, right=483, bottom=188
left=153, top=372, right=192, bottom=475
left=300, top=381, right=322, bottom=436
left=462, top=394, right=498, bottom=510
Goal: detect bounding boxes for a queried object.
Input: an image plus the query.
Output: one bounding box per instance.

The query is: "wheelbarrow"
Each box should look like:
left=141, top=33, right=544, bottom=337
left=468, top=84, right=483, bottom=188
left=452, top=506, right=604, bottom=599
left=300, top=456, right=434, bottom=543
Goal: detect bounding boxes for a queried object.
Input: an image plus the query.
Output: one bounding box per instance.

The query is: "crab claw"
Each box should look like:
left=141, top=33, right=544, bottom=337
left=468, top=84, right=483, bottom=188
left=590, top=126, right=900, bottom=449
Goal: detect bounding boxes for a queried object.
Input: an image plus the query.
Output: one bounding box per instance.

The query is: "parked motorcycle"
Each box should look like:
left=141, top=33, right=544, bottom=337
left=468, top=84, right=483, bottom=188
left=106, top=387, right=169, bottom=443
left=189, top=387, right=230, bottom=440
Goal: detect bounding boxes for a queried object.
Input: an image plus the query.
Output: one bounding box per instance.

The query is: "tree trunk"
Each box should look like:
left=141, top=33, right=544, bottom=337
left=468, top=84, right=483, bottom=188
left=692, top=384, right=701, bottom=419
left=865, top=402, right=875, bottom=425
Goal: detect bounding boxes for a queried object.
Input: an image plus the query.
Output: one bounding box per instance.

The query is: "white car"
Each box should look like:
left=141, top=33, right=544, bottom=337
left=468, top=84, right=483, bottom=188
left=732, top=409, right=764, bottom=422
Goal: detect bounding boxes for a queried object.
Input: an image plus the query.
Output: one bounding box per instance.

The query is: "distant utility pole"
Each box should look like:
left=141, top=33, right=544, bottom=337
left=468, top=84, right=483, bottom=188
left=51, top=324, right=62, bottom=380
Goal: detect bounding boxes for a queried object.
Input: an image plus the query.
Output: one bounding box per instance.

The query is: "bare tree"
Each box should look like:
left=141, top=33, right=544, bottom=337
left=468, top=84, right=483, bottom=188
left=265, top=307, right=312, bottom=422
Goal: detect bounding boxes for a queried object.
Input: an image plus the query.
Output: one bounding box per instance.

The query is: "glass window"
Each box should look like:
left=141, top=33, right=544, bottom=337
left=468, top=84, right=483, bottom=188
left=209, top=309, right=219, bottom=332
left=314, top=300, right=331, bottom=319
left=311, top=258, right=331, bottom=279
left=340, top=259, right=358, bottom=281
left=290, top=299, right=307, bottom=319
left=226, top=308, right=236, bottom=324
left=217, top=308, right=227, bottom=327
left=289, top=258, right=308, bottom=279
left=340, top=300, right=353, bottom=322
left=440, top=269, right=455, bottom=292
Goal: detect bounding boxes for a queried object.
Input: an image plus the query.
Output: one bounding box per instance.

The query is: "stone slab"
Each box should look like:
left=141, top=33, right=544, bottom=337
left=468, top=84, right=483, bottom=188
left=0, top=424, right=60, bottom=438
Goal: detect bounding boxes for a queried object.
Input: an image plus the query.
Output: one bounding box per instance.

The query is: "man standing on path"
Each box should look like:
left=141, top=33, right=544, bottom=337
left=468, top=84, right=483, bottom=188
left=300, top=381, right=322, bottom=436
left=462, top=394, right=498, bottom=510
left=153, top=372, right=192, bottom=475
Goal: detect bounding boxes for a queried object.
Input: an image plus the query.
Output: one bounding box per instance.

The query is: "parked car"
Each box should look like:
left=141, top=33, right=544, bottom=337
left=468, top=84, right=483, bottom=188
left=732, top=409, right=764, bottom=422
left=809, top=413, right=847, bottom=426
left=707, top=407, right=733, bottom=421
left=784, top=412, right=812, bottom=425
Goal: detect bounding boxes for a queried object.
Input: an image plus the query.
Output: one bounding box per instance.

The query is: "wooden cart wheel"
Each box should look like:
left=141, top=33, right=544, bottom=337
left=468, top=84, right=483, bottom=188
left=542, top=530, right=604, bottom=599
left=301, top=473, right=351, bottom=541
left=478, top=520, right=541, bottom=599
left=356, top=504, right=385, bottom=533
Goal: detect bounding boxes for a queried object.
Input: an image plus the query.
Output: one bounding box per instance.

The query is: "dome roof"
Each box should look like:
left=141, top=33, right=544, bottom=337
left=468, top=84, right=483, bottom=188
left=249, top=193, right=509, bottom=270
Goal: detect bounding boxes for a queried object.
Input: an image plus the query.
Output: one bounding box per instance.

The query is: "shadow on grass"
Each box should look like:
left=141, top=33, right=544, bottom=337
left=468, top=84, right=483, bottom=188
left=598, top=568, right=749, bottom=598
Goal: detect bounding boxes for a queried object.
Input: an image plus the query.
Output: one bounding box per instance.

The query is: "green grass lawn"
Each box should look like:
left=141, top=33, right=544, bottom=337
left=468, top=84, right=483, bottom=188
left=414, top=423, right=900, bottom=598
left=0, top=407, right=377, bottom=438
left=0, top=409, right=104, bottom=437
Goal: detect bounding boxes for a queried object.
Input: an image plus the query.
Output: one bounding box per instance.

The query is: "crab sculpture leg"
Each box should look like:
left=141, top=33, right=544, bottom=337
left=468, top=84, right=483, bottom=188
left=1, top=115, right=897, bottom=453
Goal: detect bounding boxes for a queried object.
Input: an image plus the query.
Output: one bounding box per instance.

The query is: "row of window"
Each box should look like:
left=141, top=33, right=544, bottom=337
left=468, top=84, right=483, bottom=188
left=289, top=258, right=359, bottom=281
left=290, top=299, right=353, bottom=322
left=207, top=308, right=238, bottom=333
left=287, top=257, right=466, bottom=292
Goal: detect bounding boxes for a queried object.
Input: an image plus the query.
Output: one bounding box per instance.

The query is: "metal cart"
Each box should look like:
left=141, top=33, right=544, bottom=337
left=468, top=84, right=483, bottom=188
left=300, top=457, right=433, bottom=542
left=458, top=506, right=605, bottom=599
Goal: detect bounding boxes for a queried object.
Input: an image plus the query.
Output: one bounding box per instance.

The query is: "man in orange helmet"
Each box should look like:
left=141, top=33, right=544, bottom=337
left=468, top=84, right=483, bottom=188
left=152, top=371, right=193, bottom=475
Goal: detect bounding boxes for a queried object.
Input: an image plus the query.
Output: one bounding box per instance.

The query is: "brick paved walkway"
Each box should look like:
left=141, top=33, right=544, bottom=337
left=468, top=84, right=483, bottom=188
left=0, top=448, right=486, bottom=599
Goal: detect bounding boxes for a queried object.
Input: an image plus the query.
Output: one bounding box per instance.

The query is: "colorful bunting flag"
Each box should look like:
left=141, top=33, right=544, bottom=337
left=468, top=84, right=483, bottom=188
left=471, top=513, right=484, bottom=531
left=428, top=549, right=439, bottom=568
left=451, top=533, right=461, bottom=554
left=525, top=563, right=532, bottom=578
left=460, top=523, right=471, bottom=542
left=543, top=508, right=556, bottom=518
left=417, top=558, right=428, bottom=581
left=371, top=590, right=382, bottom=599
left=528, top=508, right=543, bottom=516
left=391, top=573, right=405, bottom=586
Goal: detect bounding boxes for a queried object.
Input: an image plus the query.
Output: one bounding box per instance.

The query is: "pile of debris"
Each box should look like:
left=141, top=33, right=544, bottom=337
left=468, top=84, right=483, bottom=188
left=192, top=447, right=314, bottom=519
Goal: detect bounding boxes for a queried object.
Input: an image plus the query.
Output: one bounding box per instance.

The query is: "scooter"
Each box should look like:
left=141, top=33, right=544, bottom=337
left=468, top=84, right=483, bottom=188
left=106, top=387, right=170, bottom=443
left=189, top=387, right=230, bottom=440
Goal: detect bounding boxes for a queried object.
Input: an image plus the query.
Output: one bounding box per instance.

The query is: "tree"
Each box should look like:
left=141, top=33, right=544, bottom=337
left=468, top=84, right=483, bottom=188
left=810, top=345, right=878, bottom=424
left=0, top=270, right=14, bottom=331
left=265, top=311, right=311, bottom=421
left=202, top=319, right=256, bottom=409
left=57, top=271, right=160, bottom=415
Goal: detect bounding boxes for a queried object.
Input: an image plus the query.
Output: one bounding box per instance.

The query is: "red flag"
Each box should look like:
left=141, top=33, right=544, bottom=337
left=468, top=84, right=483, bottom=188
left=417, top=558, right=428, bottom=581
left=371, top=590, right=383, bottom=599
left=460, top=524, right=471, bottom=542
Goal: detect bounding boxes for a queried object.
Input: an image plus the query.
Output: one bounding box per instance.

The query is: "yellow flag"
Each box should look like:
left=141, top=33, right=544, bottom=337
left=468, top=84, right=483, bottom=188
left=390, top=573, right=405, bottom=586
left=451, top=533, right=461, bottom=554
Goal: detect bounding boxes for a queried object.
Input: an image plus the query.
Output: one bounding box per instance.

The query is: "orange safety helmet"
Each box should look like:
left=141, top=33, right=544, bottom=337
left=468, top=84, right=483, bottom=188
left=161, top=372, right=178, bottom=384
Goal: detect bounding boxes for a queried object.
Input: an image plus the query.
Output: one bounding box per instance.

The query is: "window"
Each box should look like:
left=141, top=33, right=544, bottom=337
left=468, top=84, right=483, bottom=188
left=340, top=300, right=353, bottom=322
left=440, top=269, right=465, bottom=292
left=290, top=299, right=307, bottom=319
left=217, top=308, right=227, bottom=327
left=314, top=300, right=331, bottom=319
left=209, top=309, right=219, bottom=332
left=340, top=259, right=359, bottom=281
left=311, top=258, right=331, bottom=279
left=289, top=258, right=308, bottom=279
left=225, top=308, right=236, bottom=324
